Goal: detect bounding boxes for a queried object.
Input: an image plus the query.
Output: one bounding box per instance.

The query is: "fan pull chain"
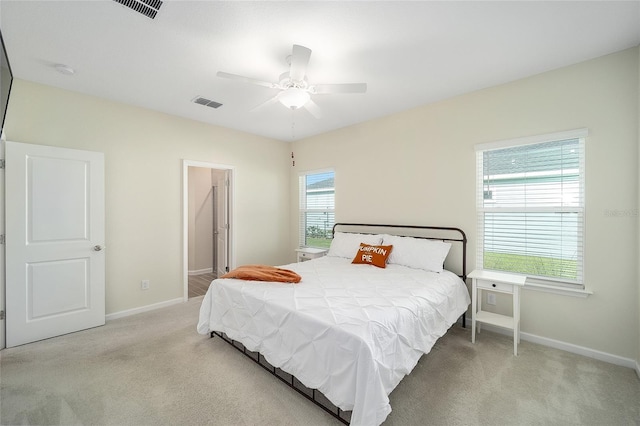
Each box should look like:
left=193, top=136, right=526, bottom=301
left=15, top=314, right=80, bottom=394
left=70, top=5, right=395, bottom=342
left=291, top=109, right=295, bottom=140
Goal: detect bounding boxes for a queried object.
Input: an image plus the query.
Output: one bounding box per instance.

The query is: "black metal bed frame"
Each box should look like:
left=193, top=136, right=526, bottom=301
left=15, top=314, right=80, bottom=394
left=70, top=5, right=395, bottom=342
left=332, top=222, right=468, bottom=279
left=209, top=223, right=468, bottom=425
left=211, top=330, right=352, bottom=424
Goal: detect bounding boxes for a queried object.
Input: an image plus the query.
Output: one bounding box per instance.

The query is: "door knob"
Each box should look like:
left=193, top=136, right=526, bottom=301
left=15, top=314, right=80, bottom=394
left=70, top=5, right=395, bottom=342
left=93, top=245, right=103, bottom=251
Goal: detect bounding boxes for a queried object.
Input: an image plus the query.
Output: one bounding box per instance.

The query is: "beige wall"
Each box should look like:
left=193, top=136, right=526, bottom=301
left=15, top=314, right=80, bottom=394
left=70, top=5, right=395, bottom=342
left=4, top=48, right=639, bottom=363
left=292, top=47, right=640, bottom=360
left=5, top=79, right=292, bottom=315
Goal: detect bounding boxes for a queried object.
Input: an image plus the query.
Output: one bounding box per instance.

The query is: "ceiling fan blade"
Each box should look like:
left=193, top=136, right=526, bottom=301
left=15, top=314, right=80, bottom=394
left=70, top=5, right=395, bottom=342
left=289, top=44, right=312, bottom=82
left=304, top=99, right=322, bottom=119
left=250, top=95, right=279, bottom=112
left=217, top=71, right=278, bottom=89
left=312, top=83, right=367, bottom=94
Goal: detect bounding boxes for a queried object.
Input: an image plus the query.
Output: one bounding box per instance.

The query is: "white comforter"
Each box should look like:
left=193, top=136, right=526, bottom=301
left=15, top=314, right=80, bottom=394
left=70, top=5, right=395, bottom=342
left=197, top=256, right=470, bottom=426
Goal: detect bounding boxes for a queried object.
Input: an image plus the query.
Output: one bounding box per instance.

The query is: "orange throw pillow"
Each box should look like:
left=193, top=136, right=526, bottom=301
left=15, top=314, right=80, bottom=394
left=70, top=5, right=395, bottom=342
left=351, top=243, right=393, bottom=268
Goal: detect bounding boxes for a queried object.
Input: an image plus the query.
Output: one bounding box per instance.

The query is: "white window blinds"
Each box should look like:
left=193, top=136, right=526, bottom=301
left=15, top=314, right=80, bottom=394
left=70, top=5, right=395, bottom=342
left=476, top=129, right=586, bottom=286
left=299, top=170, right=335, bottom=249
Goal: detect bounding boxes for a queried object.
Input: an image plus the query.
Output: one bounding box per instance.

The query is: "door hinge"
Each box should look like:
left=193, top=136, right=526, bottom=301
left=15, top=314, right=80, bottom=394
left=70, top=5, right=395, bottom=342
left=0, top=310, right=5, bottom=320
left=225, top=179, right=229, bottom=187
left=0, top=159, right=4, bottom=169
left=0, top=234, right=4, bottom=244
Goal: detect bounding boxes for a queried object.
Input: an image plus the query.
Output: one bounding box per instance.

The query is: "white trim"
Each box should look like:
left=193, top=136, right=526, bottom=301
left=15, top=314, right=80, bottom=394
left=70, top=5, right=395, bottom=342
left=188, top=268, right=213, bottom=276
left=105, top=298, right=183, bottom=321
left=184, top=159, right=233, bottom=170
left=478, top=323, right=636, bottom=370
left=297, top=166, right=335, bottom=177
left=475, top=128, right=589, bottom=151
left=636, top=360, right=640, bottom=379
left=476, top=133, right=586, bottom=288
left=524, top=282, right=593, bottom=298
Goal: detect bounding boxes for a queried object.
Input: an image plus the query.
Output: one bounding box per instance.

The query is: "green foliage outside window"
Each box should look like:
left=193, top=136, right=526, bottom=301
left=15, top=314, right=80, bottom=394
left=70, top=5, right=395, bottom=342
left=306, top=226, right=332, bottom=248
left=307, top=237, right=332, bottom=249
left=483, top=252, right=578, bottom=281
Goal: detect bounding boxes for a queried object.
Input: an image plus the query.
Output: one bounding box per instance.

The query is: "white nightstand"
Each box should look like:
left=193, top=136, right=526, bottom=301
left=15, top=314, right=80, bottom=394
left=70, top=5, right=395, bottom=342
left=295, top=247, right=327, bottom=262
left=469, top=269, right=526, bottom=356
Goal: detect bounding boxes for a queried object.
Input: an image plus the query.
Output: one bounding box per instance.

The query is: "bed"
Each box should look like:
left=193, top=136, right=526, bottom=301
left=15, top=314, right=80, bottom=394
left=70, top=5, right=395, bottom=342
left=197, top=223, right=471, bottom=425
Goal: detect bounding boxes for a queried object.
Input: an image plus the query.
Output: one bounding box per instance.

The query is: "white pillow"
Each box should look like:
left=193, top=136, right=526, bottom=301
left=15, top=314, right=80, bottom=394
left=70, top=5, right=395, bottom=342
left=382, top=234, right=451, bottom=273
left=327, top=232, right=384, bottom=258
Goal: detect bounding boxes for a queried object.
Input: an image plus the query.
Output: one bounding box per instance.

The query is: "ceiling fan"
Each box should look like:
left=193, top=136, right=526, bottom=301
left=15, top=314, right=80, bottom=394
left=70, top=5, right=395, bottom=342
left=217, top=44, right=367, bottom=118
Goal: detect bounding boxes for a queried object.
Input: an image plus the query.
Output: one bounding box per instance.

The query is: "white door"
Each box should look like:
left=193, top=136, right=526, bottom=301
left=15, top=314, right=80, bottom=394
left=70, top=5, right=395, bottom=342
left=211, top=184, right=218, bottom=275
left=5, top=141, right=105, bottom=347
left=216, top=170, right=229, bottom=276
left=0, top=141, right=6, bottom=348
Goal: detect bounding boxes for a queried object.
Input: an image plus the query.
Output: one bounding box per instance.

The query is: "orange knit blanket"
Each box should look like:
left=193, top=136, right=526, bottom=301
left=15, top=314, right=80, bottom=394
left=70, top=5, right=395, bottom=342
left=221, top=264, right=301, bottom=283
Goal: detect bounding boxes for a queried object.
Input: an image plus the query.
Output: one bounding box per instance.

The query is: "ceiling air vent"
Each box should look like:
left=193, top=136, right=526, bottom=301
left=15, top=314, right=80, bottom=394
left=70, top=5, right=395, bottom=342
left=193, top=97, right=223, bottom=109
left=113, top=0, right=163, bottom=19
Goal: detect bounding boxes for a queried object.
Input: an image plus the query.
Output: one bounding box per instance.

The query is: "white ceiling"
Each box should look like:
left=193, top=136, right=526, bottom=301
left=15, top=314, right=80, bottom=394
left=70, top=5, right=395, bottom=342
left=1, top=1, right=639, bottom=142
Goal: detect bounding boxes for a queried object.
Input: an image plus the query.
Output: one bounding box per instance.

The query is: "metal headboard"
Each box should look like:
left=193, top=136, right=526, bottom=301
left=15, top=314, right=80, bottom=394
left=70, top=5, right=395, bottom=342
left=331, top=223, right=468, bottom=281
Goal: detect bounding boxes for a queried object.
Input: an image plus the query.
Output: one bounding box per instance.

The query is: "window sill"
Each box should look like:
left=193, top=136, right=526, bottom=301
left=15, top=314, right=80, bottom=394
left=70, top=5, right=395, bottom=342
left=524, top=280, right=592, bottom=298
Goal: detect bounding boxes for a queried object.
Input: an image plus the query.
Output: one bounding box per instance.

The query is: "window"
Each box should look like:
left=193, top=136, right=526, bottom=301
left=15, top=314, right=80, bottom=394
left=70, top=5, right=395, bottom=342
left=299, top=170, right=335, bottom=249
left=475, top=129, right=586, bottom=287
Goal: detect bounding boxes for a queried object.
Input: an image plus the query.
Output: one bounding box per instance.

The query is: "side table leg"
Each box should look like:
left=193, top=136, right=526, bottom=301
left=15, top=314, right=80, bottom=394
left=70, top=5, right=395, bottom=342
left=513, top=286, right=520, bottom=356
left=471, top=281, right=477, bottom=343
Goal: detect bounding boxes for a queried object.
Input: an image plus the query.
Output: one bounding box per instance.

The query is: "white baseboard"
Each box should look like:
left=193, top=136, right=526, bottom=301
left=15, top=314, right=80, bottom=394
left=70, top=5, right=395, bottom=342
left=636, top=360, right=640, bottom=380
left=106, top=297, right=184, bottom=321
left=188, top=268, right=213, bottom=276
left=477, top=323, right=636, bottom=370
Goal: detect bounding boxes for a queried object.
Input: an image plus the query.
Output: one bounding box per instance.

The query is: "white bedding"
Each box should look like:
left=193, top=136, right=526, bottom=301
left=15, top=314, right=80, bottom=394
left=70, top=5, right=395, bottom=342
left=197, top=256, right=470, bottom=426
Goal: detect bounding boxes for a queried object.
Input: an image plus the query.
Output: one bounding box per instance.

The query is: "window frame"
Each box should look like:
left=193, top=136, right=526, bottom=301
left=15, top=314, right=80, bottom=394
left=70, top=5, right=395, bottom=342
left=475, top=129, right=587, bottom=289
left=299, top=169, right=335, bottom=249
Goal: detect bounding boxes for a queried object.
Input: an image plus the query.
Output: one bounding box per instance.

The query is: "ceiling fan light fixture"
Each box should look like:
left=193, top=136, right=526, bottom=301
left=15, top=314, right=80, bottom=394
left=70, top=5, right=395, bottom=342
left=217, top=43, right=366, bottom=116
left=277, top=87, right=310, bottom=110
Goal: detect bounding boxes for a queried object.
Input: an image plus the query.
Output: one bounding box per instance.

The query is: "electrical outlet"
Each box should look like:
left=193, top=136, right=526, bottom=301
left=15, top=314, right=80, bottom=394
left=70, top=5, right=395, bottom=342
left=487, top=293, right=497, bottom=305
left=141, top=279, right=150, bottom=290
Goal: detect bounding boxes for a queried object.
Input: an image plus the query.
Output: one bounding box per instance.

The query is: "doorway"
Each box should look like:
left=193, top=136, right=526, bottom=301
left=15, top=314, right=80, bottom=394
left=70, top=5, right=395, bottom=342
left=182, top=160, right=232, bottom=301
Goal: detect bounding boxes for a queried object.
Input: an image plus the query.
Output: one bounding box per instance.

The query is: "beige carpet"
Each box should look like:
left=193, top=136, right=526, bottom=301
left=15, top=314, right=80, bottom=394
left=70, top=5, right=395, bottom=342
left=1, top=297, right=639, bottom=426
